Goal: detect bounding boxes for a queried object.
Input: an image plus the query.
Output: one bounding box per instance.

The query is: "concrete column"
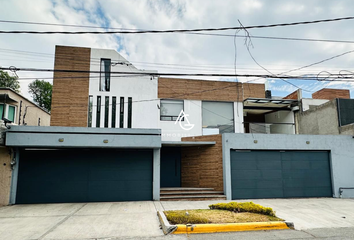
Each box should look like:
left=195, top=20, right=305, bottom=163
left=9, top=148, right=19, bottom=205
left=222, top=134, right=232, bottom=200
left=153, top=148, right=161, bottom=201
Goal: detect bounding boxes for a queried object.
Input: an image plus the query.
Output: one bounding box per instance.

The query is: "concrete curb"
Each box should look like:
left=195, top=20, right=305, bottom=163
left=157, top=211, right=295, bottom=235
left=157, top=211, right=177, bottom=235
left=173, top=221, right=292, bottom=234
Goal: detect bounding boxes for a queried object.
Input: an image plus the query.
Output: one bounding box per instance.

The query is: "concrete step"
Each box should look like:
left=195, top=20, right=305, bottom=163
left=160, top=187, right=214, bottom=191
left=161, top=191, right=224, bottom=195
left=160, top=195, right=227, bottom=201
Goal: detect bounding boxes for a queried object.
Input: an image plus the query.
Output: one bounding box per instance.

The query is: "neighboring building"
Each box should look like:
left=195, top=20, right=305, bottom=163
left=0, top=88, right=50, bottom=126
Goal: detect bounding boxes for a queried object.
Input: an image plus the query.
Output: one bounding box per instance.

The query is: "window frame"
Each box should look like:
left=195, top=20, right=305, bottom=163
left=128, top=97, right=132, bottom=128
left=160, top=99, right=184, bottom=121
left=202, top=101, right=235, bottom=134
left=96, top=96, right=101, bottom=127
left=88, top=95, right=93, bottom=127
left=112, top=96, right=116, bottom=128
left=99, top=58, right=111, bottom=92
left=119, top=97, right=124, bottom=128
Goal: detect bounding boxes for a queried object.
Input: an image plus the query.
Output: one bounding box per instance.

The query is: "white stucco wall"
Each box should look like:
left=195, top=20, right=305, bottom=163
left=234, top=102, right=244, bottom=133
left=89, top=48, right=159, bottom=129
left=302, top=99, right=329, bottom=111
left=265, top=110, right=295, bottom=134
left=222, top=133, right=354, bottom=199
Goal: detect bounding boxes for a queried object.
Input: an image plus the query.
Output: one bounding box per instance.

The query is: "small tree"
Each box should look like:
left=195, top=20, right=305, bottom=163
left=0, top=70, right=20, bottom=92
left=28, top=79, right=52, bottom=112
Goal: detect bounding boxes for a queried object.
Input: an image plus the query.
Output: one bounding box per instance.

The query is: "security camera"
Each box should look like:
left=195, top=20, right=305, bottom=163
left=2, top=117, right=12, bottom=129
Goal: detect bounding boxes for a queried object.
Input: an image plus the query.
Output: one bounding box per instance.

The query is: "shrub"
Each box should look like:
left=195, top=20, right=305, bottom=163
left=209, top=202, right=276, bottom=217
left=164, top=211, right=209, bottom=224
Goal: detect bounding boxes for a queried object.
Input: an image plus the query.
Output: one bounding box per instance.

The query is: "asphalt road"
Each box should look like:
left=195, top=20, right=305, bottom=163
left=132, top=228, right=354, bottom=240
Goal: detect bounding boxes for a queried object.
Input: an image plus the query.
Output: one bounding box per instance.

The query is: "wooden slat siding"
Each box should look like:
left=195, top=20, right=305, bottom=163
left=50, top=46, right=91, bottom=127
left=158, top=78, right=265, bottom=101
left=312, top=88, right=350, bottom=100
left=180, top=135, right=223, bottom=191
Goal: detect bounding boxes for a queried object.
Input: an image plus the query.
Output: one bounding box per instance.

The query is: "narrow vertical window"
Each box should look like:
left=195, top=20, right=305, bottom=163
left=104, top=96, right=109, bottom=128
left=0, top=104, right=4, bottom=120
left=88, top=95, right=93, bottom=127
left=128, top=97, right=132, bottom=128
left=119, top=97, right=124, bottom=128
left=8, top=106, right=15, bottom=122
left=112, top=97, right=116, bottom=128
left=96, top=96, right=101, bottom=127
left=99, top=59, right=111, bottom=91
left=38, top=118, right=41, bottom=126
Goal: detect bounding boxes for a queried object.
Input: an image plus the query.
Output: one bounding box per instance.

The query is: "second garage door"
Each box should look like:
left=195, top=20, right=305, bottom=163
left=16, top=149, right=153, bottom=204
left=231, top=150, right=332, bottom=199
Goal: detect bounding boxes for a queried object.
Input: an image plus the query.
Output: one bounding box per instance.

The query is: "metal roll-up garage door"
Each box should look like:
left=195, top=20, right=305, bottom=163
left=231, top=150, right=332, bottom=199
left=16, top=149, right=153, bottom=204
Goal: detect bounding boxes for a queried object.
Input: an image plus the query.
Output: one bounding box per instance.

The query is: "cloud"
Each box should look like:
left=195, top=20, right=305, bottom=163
left=0, top=0, right=354, bottom=100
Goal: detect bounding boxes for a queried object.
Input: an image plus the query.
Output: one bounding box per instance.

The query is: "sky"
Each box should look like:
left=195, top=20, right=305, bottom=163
left=1, top=0, right=354, bottom=100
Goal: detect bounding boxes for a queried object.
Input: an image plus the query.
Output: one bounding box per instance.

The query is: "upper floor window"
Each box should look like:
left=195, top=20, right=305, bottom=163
left=160, top=99, right=183, bottom=121
left=202, top=101, right=234, bottom=134
left=100, top=59, right=111, bottom=91
left=0, top=104, right=15, bottom=122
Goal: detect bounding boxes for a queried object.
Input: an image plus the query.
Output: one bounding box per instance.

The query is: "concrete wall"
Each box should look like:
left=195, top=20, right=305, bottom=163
left=222, top=133, right=354, bottom=199
left=265, top=110, right=295, bottom=134
left=340, top=123, right=354, bottom=135
left=181, top=135, right=223, bottom=191
left=298, top=99, right=340, bottom=135
left=0, top=89, right=50, bottom=126
left=89, top=48, right=159, bottom=129
left=0, top=147, right=12, bottom=206
left=302, top=98, right=329, bottom=111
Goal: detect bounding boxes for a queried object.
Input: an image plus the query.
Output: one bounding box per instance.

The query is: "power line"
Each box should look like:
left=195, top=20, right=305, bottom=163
left=0, top=16, right=353, bottom=34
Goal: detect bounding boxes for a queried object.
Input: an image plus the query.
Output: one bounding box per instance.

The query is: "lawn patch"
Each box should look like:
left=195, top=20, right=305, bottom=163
left=209, top=201, right=276, bottom=217
left=164, top=209, right=283, bottom=225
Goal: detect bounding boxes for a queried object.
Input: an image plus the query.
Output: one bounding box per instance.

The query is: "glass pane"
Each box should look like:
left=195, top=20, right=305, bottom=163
left=8, top=106, right=15, bottom=122
left=100, top=59, right=111, bottom=91
left=96, top=96, right=101, bottom=127
left=88, top=96, right=93, bottom=127
left=0, top=104, right=3, bottom=119
left=128, top=97, right=132, bottom=128
left=160, top=100, right=183, bottom=119
left=202, top=101, right=234, bottom=133
left=120, top=97, right=124, bottom=128
left=104, top=96, right=109, bottom=128
left=112, top=97, right=116, bottom=128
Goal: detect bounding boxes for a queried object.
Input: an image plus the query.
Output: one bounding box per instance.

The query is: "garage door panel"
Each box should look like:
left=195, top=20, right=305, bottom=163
left=231, top=150, right=332, bottom=199
left=17, top=149, right=153, bottom=204
left=232, top=188, right=284, bottom=199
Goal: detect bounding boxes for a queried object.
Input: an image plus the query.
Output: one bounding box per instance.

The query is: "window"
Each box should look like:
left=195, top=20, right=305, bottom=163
left=160, top=99, right=183, bottom=121
left=100, top=59, right=111, bottom=91
left=0, top=104, right=4, bottom=119
left=112, top=97, right=116, bottom=128
left=202, top=101, right=234, bottom=134
left=88, top=96, right=93, bottom=127
left=96, top=96, right=101, bottom=127
left=128, top=97, right=132, bottom=128
left=119, top=97, right=124, bottom=128
left=7, top=106, right=15, bottom=122
left=104, top=96, right=109, bottom=128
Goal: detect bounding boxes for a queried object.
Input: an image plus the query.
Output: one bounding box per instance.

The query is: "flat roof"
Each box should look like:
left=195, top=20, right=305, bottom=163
left=162, top=141, right=216, bottom=147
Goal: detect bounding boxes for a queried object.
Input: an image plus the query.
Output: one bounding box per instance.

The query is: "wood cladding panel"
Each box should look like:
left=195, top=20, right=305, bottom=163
left=158, top=78, right=265, bottom=102
left=181, top=135, right=223, bottom=191
left=50, top=46, right=91, bottom=127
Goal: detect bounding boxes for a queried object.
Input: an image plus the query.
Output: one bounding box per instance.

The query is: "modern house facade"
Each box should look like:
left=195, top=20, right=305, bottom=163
left=1, top=45, right=354, bottom=206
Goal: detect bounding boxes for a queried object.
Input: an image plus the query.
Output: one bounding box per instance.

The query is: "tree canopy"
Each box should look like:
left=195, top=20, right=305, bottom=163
left=28, top=79, right=52, bottom=112
left=0, top=70, right=20, bottom=92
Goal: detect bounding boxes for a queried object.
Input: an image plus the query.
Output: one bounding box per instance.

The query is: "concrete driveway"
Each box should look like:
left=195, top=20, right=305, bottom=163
left=0, top=201, right=163, bottom=240
left=0, top=198, right=353, bottom=240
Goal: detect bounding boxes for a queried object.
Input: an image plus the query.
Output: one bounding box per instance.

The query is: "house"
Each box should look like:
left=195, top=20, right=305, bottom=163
left=1, top=45, right=353, bottom=206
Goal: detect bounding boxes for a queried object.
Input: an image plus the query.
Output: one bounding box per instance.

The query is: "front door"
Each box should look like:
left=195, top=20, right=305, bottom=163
left=160, top=147, right=181, bottom=187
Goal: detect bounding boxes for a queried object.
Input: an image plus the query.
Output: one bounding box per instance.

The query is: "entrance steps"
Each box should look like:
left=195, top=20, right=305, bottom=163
left=160, top=187, right=226, bottom=201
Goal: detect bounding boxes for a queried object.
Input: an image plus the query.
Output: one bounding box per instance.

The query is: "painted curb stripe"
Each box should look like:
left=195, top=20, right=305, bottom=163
left=173, top=221, right=290, bottom=234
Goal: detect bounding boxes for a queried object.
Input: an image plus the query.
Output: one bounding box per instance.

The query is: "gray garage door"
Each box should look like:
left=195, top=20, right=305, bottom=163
left=231, top=150, right=332, bottom=199
left=16, top=149, right=153, bottom=204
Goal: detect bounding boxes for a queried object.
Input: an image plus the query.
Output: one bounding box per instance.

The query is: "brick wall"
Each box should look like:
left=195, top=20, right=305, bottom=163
left=312, top=88, right=350, bottom=100
left=180, top=134, right=223, bottom=191
left=50, top=46, right=91, bottom=127
left=158, top=78, right=265, bottom=101
left=284, top=90, right=299, bottom=100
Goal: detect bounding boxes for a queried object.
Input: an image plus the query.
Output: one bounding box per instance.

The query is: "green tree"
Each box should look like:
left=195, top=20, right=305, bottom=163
left=28, top=79, right=52, bottom=112
left=0, top=70, right=20, bottom=92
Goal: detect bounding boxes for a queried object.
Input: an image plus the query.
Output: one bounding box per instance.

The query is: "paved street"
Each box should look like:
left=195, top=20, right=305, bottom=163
left=0, top=198, right=353, bottom=239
